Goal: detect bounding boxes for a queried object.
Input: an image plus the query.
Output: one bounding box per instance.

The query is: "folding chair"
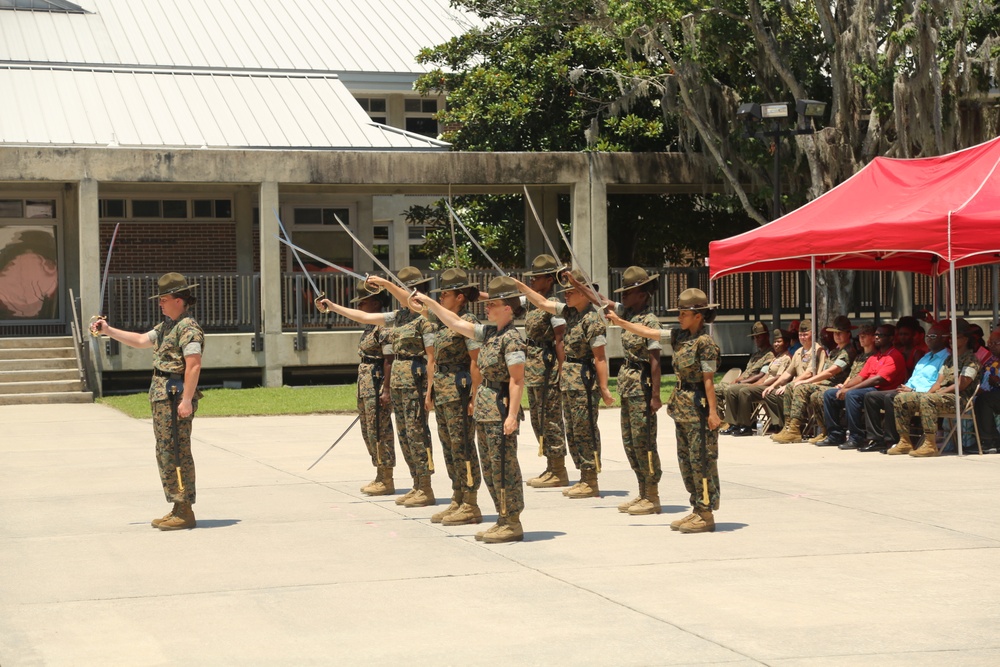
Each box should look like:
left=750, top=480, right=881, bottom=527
left=943, top=385, right=983, bottom=455
left=750, top=401, right=771, bottom=436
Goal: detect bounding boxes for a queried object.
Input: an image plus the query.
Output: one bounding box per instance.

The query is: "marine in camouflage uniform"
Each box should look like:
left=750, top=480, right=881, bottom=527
left=718, top=322, right=773, bottom=429
left=91, top=272, right=203, bottom=531
left=807, top=330, right=875, bottom=444
left=893, top=330, right=982, bottom=457
left=521, top=254, right=568, bottom=488
left=666, top=289, right=721, bottom=534
left=555, top=293, right=609, bottom=498
left=426, top=269, right=483, bottom=525
left=356, top=310, right=395, bottom=496
left=607, top=266, right=663, bottom=516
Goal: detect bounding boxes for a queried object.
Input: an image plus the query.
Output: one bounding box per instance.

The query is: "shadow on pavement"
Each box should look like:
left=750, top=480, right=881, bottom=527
left=714, top=522, right=748, bottom=532
left=523, top=531, right=566, bottom=542
left=196, top=519, right=242, bottom=529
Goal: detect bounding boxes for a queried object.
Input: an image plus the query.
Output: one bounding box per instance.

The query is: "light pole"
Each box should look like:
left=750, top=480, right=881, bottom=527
left=737, top=99, right=827, bottom=332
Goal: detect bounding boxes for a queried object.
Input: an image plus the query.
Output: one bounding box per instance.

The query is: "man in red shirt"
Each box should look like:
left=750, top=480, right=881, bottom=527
left=818, top=324, right=907, bottom=449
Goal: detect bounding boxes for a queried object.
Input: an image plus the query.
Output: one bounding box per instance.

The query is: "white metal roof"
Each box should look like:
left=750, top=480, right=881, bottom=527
left=0, top=0, right=477, bottom=83
left=0, top=64, right=449, bottom=149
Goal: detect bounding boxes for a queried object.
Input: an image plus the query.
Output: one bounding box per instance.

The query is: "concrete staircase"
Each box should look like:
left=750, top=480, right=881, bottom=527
left=0, top=337, right=94, bottom=405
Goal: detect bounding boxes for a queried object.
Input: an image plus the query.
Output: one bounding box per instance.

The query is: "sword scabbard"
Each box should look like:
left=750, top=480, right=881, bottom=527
left=176, top=467, right=184, bottom=492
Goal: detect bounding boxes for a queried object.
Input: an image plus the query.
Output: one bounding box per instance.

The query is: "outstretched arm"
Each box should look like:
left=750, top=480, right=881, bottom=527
left=316, top=298, right=384, bottom=325
left=606, top=310, right=662, bottom=341
left=90, top=320, right=155, bottom=349
left=512, top=279, right=559, bottom=315
left=367, top=276, right=421, bottom=314
left=411, top=294, right=476, bottom=339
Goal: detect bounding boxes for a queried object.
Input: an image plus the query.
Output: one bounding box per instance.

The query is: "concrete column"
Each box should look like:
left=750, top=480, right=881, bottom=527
left=356, top=196, right=375, bottom=273
left=78, top=178, right=102, bottom=394
left=259, top=181, right=282, bottom=387
left=523, top=186, right=544, bottom=264
left=571, top=175, right=608, bottom=293
left=234, top=186, right=255, bottom=276
left=387, top=94, right=405, bottom=131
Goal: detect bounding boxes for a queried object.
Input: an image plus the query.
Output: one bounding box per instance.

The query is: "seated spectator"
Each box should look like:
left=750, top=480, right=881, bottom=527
left=723, top=329, right=792, bottom=437
left=973, top=326, right=1000, bottom=452
left=891, top=319, right=983, bottom=457
left=808, top=324, right=876, bottom=443
left=894, top=316, right=926, bottom=377
left=862, top=322, right=950, bottom=452
left=787, top=320, right=802, bottom=355
left=818, top=324, right=907, bottom=449
left=969, top=324, right=992, bottom=366
left=760, top=320, right=823, bottom=430
left=772, top=316, right=856, bottom=443
left=719, top=321, right=773, bottom=433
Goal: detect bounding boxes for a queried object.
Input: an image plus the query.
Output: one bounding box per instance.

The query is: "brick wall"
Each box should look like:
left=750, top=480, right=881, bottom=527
left=100, top=222, right=241, bottom=274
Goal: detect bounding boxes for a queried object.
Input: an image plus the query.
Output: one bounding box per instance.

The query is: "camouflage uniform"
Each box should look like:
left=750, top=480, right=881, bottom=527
left=762, top=343, right=823, bottom=428
left=555, top=302, right=607, bottom=472
left=895, top=350, right=982, bottom=437
left=615, top=303, right=663, bottom=484
left=717, top=348, right=773, bottom=420
left=430, top=308, right=482, bottom=492
left=385, top=308, right=437, bottom=477
left=357, top=324, right=394, bottom=468
left=668, top=326, right=721, bottom=511
left=524, top=294, right=566, bottom=457
left=782, top=345, right=855, bottom=423
left=472, top=321, right=527, bottom=517
left=149, top=315, right=204, bottom=504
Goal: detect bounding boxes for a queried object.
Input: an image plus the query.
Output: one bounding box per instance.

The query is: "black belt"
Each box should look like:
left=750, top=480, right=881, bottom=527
left=679, top=381, right=702, bottom=391
left=436, top=363, right=470, bottom=374
left=360, top=355, right=382, bottom=364
left=625, top=359, right=650, bottom=371
left=396, top=354, right=424, bottom=361
left=565, top=356, right=593, bottom=364
left=526, top=338, right=554, bottom=349
left=153, top=368, right=183, bottom=380
left=484, top=380, right=508, bottom=391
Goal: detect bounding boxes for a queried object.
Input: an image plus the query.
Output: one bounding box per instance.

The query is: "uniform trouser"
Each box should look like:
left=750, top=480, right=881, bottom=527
left=476, top=421, right=524, bottom=517
left=823, top=387, right=876, bottom=442
left=563, top=388, right=600, bottom=471
left=434, top=398, right=481, bottom=491
left=152, top=399, right=197, bottom=504
left=895, top=392, right=960, bottom=438
left=715, top=381, right=731, bottom=423
left=359, top=394, right=395, bottom=468
left=724, top=383, right=766, bottom=426
left=675, top=420, right=719, bottom=511
left=621, top=395, right=660, bottom=484
left=761, top=389, right=787, bottom=430
left=390, top=387, right=433, bottom=477
left=973, top=390, right=1000, bottom=448
left=862, top=390, right=900, bottom=445
left=782, top=383, right=829, bottom=424
left=527, top=382, right=567, bottom=457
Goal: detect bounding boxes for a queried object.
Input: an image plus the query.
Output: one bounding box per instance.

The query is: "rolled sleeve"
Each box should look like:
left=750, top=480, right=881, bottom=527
left=505, top=351, right=526, bottom=366
left=591, top=335, right=607, bottom=348
left=182, top=342, right=202, bottom=356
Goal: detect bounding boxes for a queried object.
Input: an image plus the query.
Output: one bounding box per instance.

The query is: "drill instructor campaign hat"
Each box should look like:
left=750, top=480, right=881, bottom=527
left=480, top=276, right=521, bottom=302
left=429, top=268, right=479, bottom=294
left=523, top=254, right=567, bottom=277
left=825, top=315, right=857, bottom=333
left=396, top=266, right=433, bottom=287
left=149, top=273, right=198, bottom=299
left=747, top=321, right=769, bottom=337
left=349, top=279, right=385, bottom=304
left=667, top=288, right=719, bottom=311
left=612, top=266, right=660, bottom=293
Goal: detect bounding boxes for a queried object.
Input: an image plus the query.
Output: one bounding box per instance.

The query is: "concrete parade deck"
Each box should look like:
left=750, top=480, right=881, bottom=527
left=1, top=402, right=999, bottom=666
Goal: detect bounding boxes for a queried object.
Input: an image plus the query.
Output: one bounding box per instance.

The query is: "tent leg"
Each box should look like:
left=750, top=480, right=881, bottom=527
left=950, top=261, right=963, bottom=457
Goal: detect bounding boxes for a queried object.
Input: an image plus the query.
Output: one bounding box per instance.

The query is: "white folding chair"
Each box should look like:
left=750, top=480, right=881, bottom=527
left=943, top=384, right=983, bottom=455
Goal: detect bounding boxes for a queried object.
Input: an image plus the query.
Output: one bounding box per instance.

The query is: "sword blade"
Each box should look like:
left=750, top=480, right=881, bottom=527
left=332, top=213, right=410, bottom=290
left=275, top=235, right=367, bottom=282
left=523, top=186, right=562, bottom=261
left=306, top=414, right=361, bottom=470
left=444, top=201, right=506, bottom=275
left=97, top=223, right=120, bottom=316
left=273, top=210, right=325, bottom=297
left=555, top=219, right=606, bottom=317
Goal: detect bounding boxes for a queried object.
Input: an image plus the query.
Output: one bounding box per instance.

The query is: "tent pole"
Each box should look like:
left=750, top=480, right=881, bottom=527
left=708, top=277, right=715, bottom=339
left=811, top=257, right=816, bottom=341
left=950, top=261, right=963, bottom=456
left=992, top=264, right=998, bottom=327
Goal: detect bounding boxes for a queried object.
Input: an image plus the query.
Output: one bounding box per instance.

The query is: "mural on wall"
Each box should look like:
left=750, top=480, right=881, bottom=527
left=0, top=226, right=59, bottom=320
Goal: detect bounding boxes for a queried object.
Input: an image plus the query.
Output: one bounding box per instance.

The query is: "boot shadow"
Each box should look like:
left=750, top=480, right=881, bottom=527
left=194, top=519, right=241, bottom=529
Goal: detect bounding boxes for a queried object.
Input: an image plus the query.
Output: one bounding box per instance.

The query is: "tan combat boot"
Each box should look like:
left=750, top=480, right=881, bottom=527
left=395, top=477, right=418, bottom=505
left=360, top=471, right=380, bottom=494
left=807, top=425, right=828, bottom=444
left=629, top=481, right=661, bottom=515
left=772, top=418, right=803, bottom=444
left=403, top=475, right=436, bottom=507
left=886, top=433, right=914, bottom=455
left=909, top=436, right=940, bottom=458
left=678, top=508, right=715, bottom=533
left=618, top=481, right=644, bottom=513
left=670, top=511, right=698, bottom=531
left=157, top=501, right=196, bottom=530
left=363, top=467, right=395, bottom=496
left=483, top=512, right=524, bottom=543
left=475, top=517, right=504, bottom=542
left=526, top=461, right=552, bottom=487
left=151, top=503, right=179, bottom=528
left=431, top=490, right=462, bottom=523
left=443, top=489, right=483, bottom=525
left=535, top=457, right=569, bottom=488
left=566, top=469, right=600, bottom=499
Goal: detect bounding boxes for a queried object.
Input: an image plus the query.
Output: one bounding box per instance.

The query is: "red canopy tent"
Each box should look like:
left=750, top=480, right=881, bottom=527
left=709, top=135, right=1000, bottom=279
left=708, top=135, right=1000, bottom=455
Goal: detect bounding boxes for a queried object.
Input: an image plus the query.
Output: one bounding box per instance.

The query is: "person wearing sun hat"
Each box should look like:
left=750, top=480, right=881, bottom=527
left=515, top=269, right=615, bottom=500
left=422, top=268, right=484, bottom=526
left=89, top=273, right=204, bottom=530
left=604, top=266, right=664, bottom=515
left=340, top=279, right=396, bottom=496
left=325, top=267, right=438, bottom=508
left=412, top=276, right=527, bottom=543
left=521, top=254, right=569, bottom=489
left=718, top=321, right=773, bottom=435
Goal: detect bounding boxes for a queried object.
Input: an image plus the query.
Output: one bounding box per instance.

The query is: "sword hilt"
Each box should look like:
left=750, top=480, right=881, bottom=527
left=557, top=268, right=572, bottom=288
left=89, top=315, right=106, bottom=337
left=407, top=289, right=425, bottom=314
left=466, top=460, right=473, bottom=488
left=701, top=477, right=710, bottom=506
left=313, top=292, right=329, bottom=313
left=176, top=467, right=184, bottom=492
left=537, top=435, right=544, bottom=457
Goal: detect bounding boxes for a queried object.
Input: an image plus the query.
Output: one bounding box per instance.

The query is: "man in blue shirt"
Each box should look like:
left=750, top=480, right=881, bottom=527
left=861, top=322, right=950, bottom=452
left=973, top=326, right=1000, bottom=452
